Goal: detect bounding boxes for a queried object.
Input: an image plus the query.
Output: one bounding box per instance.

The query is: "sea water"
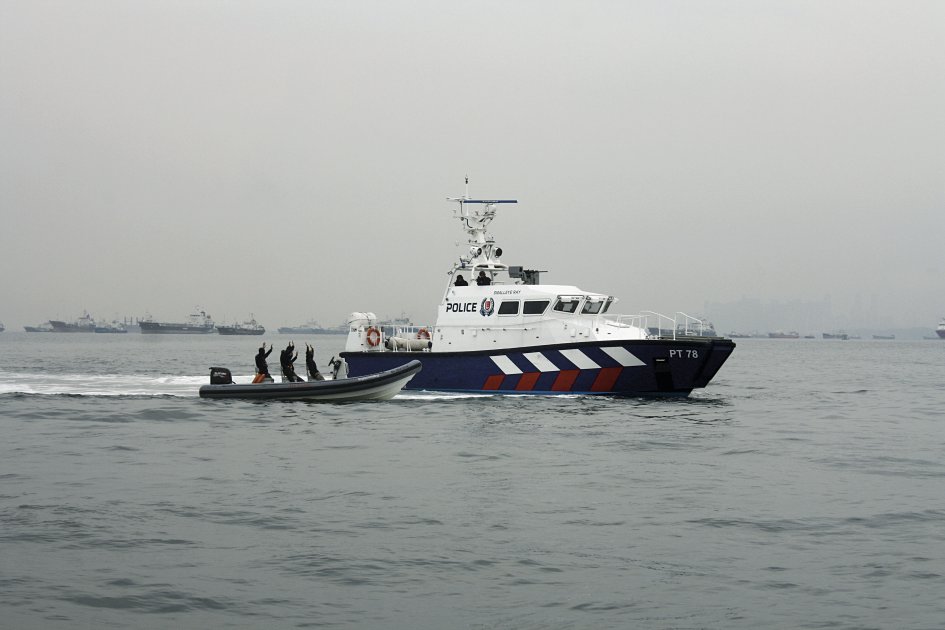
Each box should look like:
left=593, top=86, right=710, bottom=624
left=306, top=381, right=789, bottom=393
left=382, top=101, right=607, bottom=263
left=0, top=332, right=943, bottom=629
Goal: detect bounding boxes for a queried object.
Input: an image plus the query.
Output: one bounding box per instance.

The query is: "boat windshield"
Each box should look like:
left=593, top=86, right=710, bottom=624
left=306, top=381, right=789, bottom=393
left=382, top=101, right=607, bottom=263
left=553, top=296, right=583, bottom=314
left=581, top=298, right=605, bottom=315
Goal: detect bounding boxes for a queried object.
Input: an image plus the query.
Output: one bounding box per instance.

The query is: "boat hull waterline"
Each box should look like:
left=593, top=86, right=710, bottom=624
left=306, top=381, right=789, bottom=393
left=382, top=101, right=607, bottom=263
left=140, top=322, right=215, bottom=334
left=343, top=339, right=734, bottom=396
left=217, top=326, right=265, bottom=336
left=198, top=360, right=422, bottom=401
left=217, top=316, right=265, bottom=336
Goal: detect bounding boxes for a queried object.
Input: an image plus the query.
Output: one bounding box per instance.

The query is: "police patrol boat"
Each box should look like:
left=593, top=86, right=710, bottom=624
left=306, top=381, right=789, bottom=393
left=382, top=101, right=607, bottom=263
left=340, top=186, right=735, bottom=396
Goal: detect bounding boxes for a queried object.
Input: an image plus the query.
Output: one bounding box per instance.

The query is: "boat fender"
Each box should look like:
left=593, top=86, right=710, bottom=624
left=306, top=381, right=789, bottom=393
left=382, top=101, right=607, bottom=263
left=365, top=326, right=381, bottom=347
left=386, top=336, right=432, bottom=351
left=416, top=327, right=430, bottom=340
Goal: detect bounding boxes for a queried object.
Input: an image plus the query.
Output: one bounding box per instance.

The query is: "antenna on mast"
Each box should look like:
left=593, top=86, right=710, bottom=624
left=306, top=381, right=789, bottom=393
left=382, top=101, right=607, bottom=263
left=464, top=175, right=469, bottom=199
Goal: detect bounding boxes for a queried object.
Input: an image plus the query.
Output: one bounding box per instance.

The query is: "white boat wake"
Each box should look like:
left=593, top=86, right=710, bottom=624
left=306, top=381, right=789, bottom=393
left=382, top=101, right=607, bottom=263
left=0, top=371, right=218, bottom=397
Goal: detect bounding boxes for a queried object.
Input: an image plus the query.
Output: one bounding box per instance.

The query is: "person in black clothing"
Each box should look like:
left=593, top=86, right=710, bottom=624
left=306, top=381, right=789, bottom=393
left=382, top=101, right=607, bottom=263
left=280, top=341, right=304, bottom=382
left=305, top=343, right=325, bottom=381
left=454, top=274, right=468, bottom=286
left=476, top=271, right=491, bottom=286
left=254, top=343, right=273, bottom=383
left=278, top=345, right=289, bottom=380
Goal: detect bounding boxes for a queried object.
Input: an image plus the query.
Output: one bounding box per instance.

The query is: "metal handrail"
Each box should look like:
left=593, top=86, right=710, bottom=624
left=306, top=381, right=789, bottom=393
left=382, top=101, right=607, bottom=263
left=674, top=312, right=710, bottom=337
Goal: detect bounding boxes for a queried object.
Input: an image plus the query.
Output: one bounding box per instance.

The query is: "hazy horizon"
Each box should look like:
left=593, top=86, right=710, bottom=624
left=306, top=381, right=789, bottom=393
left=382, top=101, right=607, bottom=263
left=2, top=1, right=943, bottom=333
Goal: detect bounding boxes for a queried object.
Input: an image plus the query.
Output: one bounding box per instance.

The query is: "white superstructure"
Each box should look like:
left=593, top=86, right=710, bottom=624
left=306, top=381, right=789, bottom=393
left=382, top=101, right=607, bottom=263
left=346, top=189, right=682, bottom=354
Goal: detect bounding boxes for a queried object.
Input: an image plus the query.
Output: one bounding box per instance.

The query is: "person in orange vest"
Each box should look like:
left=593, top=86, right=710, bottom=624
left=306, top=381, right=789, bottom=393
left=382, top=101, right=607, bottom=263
left=253, top=343, right=273, bottom=383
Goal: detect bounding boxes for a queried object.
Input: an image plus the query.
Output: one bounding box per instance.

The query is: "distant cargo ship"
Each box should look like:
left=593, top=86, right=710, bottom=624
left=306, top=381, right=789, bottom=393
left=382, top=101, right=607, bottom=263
left=94, top=320, right=129, bottom=333
left=139, top=309, right=215, bottom=334
left=768, top=331, right=800, bottom=339
left=24, top=323, right=53, bottom=332
left=823, top=332, right=848, bottom=340
left=49, top=311, right=96, bottom=332
left=217, top=316, right=265, bottom=336
left=278, top=320, right=345, bottom=335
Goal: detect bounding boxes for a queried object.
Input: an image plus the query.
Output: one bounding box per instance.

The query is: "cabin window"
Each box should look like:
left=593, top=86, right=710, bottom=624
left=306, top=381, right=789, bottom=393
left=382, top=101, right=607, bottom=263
left=581, top=299, right=604, bottom=315
left=601, top=298, right=614, bottom=313
left=523, top=300, right=550, bottom=315
left=498, top=300, right=520, bottom=315
left=553, top=297, right=582, bottom=314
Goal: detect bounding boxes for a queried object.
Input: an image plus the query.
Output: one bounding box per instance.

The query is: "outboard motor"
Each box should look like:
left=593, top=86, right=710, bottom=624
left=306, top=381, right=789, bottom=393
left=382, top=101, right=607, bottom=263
left=209, top=366, right=233, bottom=385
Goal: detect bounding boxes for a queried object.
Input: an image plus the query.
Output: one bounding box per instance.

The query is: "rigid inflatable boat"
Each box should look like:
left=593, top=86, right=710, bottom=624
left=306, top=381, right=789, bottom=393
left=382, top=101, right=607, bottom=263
left=198, top=360, right=421, bottom=401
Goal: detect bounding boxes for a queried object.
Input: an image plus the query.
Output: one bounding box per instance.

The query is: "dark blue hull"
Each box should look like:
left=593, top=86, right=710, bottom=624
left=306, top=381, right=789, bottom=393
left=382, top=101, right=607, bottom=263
left=341, top=338, right=735, bottom=396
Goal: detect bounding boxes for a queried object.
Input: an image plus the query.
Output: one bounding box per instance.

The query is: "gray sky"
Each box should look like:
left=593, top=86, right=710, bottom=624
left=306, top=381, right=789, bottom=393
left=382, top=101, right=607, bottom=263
left=1, top=0, right=943, bottom=331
